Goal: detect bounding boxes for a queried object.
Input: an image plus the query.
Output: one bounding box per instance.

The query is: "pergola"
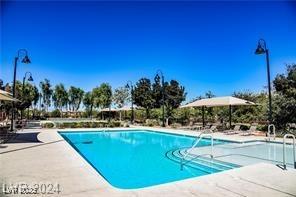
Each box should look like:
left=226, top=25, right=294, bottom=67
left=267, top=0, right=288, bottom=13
left=180, top=96, right=256, bottom=127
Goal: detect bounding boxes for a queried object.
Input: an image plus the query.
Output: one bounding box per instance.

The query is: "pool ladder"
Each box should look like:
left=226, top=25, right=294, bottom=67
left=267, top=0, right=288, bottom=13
left=267, top=124, right=276, bottom=142
left=180, top=131, right=214, bottom=170
left=283, top=134, right=296, bottom=170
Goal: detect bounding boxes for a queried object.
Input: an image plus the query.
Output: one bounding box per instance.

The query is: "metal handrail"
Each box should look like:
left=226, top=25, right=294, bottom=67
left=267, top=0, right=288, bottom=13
left=283, top=134, right=296, bottom=170
left=191, top=130, right=210, bottom=145
left=181, top=131, right=213, bottom=170
left=267, top=124, right=276, bottom=141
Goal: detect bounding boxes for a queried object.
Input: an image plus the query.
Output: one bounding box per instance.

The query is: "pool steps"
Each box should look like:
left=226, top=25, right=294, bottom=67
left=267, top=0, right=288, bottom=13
left=166, top=149, right=240, bottom=174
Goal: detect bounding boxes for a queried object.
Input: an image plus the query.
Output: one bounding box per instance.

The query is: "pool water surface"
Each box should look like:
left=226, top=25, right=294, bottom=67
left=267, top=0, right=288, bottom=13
left=59, top=130, right=227, bottom=189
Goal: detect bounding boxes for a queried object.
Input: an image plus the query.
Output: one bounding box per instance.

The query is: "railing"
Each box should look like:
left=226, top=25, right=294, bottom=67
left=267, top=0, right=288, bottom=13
left=181, top=131, right=213, bottom=170
left=283, top=134, right=296, bottom=170
left=267, top=124, right=276, bottom=141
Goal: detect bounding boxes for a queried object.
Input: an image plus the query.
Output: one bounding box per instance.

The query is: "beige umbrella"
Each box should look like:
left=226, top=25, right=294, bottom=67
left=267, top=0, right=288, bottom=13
left=100, top=107, right=117, bottom=112
left=0, top=90, right=19, bottom=102
left=180, top=96, right=255, bottom=127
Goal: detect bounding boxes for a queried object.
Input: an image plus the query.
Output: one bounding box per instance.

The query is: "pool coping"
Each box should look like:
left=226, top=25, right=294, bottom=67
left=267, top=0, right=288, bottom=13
left=58, top=127, right=295, bottom=145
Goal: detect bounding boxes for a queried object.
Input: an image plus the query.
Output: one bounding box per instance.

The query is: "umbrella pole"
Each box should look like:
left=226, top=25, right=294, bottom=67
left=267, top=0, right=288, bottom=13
left=229, top=105, right=232, bottom=128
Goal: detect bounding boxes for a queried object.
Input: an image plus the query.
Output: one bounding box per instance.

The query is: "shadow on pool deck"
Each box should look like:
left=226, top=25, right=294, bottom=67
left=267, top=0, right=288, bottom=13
left=5, top=132, right=43, bottom=144
left=0, top=132, right=65, bottom=154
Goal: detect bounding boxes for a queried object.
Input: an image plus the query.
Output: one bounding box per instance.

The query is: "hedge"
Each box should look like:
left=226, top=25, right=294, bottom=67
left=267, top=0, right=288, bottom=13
left=41, top=121, right=122, bottom=129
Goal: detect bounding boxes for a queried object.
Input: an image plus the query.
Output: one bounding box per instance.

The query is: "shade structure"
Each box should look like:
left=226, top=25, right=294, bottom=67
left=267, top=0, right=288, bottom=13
left=117, top=106, right=132, bottom=111
left=0, top=90, right=19, bottom=102
left=100, top=107, right=117, bottom=112
left=180, top=96, right=256, bottom=127
left=115, top=105, right=142, bottom=111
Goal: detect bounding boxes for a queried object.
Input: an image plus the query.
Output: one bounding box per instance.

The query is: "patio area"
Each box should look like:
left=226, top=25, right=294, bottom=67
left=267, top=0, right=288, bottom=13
left=1, top=127, right=296, bottom=197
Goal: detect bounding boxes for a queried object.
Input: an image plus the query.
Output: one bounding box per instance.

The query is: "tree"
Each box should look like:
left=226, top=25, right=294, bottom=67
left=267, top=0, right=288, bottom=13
left=40, top=79, right=53, bottom=112
left=232, top=91, right=267, bottom=123
left=83, top=91, right=94, bottom=118
left=52, top=83, right=68, bottom=115
left=21, top=83, right=39, bottom=119
left=113, top=86, right=130, bottom=108
left=164, top=80, right=186, bottom=121
left=92, top=87, right=101, bottom=109
left=0, top=80, right=38, bottom=119
left=90, top=83, right=112, bottom=120
left=205, top=91, right=215, bottom=98
left=31, top=86, right=40, bottom=118
left=113, top=86, right=130, bottom=121
left=32, top=86, right=39, bottom=107
left=133, top=78, right=154, bottom=118
left=98, top=83, right=112, bottom=108
left=68, top=86, right=84, bottom=112
left=273, top=64, right=296, bottom=129
left=0, top=79, right=4, bottom=90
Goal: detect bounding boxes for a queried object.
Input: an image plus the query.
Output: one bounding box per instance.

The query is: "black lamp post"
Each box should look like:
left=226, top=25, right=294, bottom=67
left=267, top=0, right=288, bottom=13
left=255, top=39, right=272, bottom=124
left=11, top=49, right=31, bottom=131
left=21, top=72, right=34, bottom=119
left=127, top=81, right=134, bottom=124
left=156, top=70, right=165, bottom=127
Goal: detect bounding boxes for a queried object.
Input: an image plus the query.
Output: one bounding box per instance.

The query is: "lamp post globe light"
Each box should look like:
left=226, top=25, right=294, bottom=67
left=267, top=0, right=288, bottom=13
left=156, top=70, right=165, bottom=127
left=127, top=81, right=134, bottom=124
left=255, top=39, right=272, bottom=124
left=11, top=49, right=31, bottom=131
left=21, top=72, right=34, bottom=119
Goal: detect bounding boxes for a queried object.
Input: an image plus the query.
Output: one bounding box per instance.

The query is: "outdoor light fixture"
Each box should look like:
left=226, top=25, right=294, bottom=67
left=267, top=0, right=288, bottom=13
left=11, top=49, right=31, bottom=131
left=156, top=70, right=165, bottom=127
left=28, top=75, right=34, bottom=82
left=255, top=39, right=267, bottom=55
left=254, top=39, right=272, bottom=123
left=21, top=55, right=31, bottom=64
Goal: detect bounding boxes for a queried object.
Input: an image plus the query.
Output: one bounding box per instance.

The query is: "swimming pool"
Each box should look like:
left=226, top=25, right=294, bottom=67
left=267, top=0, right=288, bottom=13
left=59, top=130, right=236, bottom=189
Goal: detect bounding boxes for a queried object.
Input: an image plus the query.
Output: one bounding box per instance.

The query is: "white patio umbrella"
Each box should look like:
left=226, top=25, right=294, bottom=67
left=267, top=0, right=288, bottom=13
left=0, top=90, right=19, bottom=102
left=180, top=96, right=255, bottom=127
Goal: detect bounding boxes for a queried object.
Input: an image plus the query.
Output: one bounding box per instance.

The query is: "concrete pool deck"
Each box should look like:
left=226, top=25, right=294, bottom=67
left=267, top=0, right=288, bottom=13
left=1, top=127, right=296, bottom=196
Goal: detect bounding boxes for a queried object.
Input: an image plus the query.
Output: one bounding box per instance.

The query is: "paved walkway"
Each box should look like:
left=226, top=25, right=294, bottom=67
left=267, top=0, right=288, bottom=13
left=1, top=128, right=296, bottom=196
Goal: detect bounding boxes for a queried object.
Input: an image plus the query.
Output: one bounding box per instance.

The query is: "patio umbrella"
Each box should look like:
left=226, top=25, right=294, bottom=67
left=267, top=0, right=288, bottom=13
left=180, top=96, right=255, bottom=127
left=0, top=90, right=19, bottom=102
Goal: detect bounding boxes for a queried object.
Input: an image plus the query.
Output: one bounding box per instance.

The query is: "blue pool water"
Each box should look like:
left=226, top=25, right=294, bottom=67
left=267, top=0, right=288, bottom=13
left=59, top=130, right=226, bottom=189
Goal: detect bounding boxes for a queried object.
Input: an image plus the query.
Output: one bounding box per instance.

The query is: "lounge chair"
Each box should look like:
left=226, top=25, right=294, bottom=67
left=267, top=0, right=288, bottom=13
left=224, top=124, right=241, bottom=135
left=198, top=125, right=217, bottom=132
left=241, top=125, right=257, bottom=136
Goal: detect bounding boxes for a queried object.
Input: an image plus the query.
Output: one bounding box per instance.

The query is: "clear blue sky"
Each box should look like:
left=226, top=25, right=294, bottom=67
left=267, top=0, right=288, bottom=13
left=1, top=1, right=296, bottom=102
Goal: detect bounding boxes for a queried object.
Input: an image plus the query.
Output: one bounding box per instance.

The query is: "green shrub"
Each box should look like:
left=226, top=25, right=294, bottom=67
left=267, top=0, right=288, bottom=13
left=50, top=109, right=61, bottom=117
left=257, top=124, right=268, bottom=132
left=41, top=121, right=122, bottom=129
left=42, top=122, right=55, bottom=128
left=170, top=123, right=181, bottom=128
left=144, top=119, right=159, bottom=127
